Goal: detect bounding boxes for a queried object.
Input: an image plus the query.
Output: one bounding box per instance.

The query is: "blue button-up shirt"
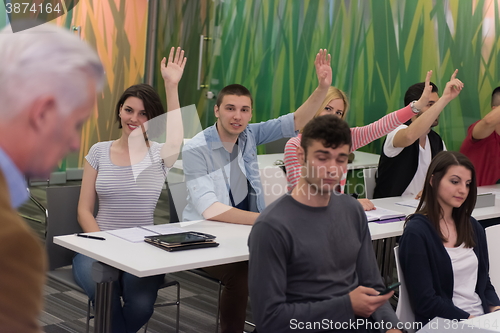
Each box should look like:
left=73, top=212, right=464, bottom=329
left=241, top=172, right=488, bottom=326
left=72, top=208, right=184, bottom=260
left=0, top=147, right=29, bottom=208
left=182, top=113, right=297, bottom=221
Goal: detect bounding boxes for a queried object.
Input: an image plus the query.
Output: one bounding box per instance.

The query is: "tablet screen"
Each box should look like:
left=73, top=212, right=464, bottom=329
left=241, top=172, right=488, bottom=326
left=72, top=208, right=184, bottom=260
left=152, top=232, right=214, bottom=244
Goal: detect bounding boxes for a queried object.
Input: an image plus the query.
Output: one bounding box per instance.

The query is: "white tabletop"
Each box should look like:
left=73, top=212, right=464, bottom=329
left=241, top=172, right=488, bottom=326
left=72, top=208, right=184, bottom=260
left=371, top=186, right=500, bottom=221
left=367, top=186, right=500, bottom=240
left=55, top=186, right=500, bottom=279
left=54, top=220, right=251, bottom=278
left=54, top=218, right=403, bottom=279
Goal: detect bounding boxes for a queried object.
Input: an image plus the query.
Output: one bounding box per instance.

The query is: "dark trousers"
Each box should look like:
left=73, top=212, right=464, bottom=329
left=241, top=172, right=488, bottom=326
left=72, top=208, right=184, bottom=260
left=203, top=261, right=249, bottom=333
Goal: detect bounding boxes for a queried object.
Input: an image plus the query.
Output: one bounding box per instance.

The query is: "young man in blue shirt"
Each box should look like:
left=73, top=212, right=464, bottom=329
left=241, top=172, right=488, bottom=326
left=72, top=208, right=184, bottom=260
left=182, top=50, right=332, bottom=332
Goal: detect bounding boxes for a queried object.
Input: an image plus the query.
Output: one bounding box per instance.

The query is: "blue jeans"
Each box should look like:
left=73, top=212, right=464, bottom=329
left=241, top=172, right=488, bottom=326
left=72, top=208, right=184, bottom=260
left=73, top=253, right=164, bottom=333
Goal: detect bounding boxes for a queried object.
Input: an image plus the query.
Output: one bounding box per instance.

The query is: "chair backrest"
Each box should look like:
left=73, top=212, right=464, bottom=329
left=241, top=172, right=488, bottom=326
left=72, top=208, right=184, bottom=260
left=260, top=166, right=288, bottom=207
left=168, top=181, right=188, bottom=222
left=264, top=137, right=289, bottom=154
left=485, top=224, right=500, bottom=291
left=394, top=246, right=415, bottom=333
left=46, top=185, right=98, bottom=271
left=363, top=167, right=377, bottom=200
left=46, top=185, right=82, bottom=271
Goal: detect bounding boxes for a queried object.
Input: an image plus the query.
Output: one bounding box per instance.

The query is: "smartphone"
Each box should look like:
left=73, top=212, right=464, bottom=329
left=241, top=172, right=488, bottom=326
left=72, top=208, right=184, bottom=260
left=379, top=282, right=401, bottom=295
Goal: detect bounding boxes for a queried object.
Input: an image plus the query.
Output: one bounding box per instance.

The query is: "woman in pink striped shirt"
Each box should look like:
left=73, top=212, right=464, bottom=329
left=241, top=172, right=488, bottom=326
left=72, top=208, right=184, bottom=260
left=284, top=72, right=433, bottom=210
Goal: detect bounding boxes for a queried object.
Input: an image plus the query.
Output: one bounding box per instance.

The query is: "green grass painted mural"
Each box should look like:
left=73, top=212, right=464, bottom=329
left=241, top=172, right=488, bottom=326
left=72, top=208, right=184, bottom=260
left=204, top=0, right=500, bottom=154
left=1, top=0, right=500, bottom=164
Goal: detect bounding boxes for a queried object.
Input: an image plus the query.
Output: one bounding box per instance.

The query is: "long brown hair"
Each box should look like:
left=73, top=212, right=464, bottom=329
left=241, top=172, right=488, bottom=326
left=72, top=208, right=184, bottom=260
left=407, top=151, right=477, bottom=247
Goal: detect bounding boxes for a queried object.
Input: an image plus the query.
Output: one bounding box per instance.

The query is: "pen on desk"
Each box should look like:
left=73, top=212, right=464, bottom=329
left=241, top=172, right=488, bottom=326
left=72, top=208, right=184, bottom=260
left=77, top=233, right=106, bottom=241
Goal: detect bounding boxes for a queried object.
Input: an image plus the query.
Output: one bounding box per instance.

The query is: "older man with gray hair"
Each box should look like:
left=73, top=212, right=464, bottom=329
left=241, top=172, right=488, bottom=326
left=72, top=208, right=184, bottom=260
left=0, top=23, right=104, bottom=332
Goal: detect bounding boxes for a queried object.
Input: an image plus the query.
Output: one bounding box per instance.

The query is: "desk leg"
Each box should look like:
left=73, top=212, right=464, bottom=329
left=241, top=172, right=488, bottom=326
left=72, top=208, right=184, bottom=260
left=372, top=237, right=397, bottom=286
left=92, top=262, right=119, bottom=333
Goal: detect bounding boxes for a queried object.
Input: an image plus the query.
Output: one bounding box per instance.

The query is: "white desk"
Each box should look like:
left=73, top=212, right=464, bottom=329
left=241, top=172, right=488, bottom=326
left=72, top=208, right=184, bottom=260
left=54, top=220, right=251, bottom=278
left=370, top=186, right=500, bottom=233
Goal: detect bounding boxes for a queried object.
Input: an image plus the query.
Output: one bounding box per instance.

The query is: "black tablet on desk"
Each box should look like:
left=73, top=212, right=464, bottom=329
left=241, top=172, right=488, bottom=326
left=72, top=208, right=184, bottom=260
left=144, top=231, right=219, bottom=251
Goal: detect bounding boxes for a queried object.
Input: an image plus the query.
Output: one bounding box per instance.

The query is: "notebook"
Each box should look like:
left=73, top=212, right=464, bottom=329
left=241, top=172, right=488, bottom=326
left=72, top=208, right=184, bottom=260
left=365, top=207, right=405, bottom=223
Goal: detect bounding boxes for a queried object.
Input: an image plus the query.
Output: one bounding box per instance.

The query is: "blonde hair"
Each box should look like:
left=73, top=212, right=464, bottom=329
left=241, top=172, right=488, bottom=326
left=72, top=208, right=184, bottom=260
left=314, top=86, right=349, bottom=120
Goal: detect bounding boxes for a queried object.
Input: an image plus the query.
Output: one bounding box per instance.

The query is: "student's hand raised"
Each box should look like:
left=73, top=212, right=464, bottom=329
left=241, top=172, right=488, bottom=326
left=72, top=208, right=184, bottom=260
left=161, top=47, right=187, bottom=86
left=349, top=286, right=393, bottom=318
left=413, top=70, right=433, bottom=110
left=315, top=49, right=332, bottom=89
left=442, top=69, right=464, bottom=102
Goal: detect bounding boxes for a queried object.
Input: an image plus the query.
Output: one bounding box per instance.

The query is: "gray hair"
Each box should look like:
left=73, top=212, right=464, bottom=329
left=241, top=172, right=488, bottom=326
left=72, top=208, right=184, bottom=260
left=0, top=23, right=104, bottom=120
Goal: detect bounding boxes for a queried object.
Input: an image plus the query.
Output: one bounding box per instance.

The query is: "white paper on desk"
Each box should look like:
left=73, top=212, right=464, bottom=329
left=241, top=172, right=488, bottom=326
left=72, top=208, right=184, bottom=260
left=395, top=199, right=419, bottom=208
left=107, top=227, right=159, bottom=243
left=141, top=224, right=184, bottom=235
left=365, top=207, right=405, bottom=222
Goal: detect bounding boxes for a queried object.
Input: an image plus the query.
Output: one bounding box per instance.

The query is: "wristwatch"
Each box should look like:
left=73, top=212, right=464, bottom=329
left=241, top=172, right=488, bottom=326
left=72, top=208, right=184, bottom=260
left=410, top=100, right=420, bottom=114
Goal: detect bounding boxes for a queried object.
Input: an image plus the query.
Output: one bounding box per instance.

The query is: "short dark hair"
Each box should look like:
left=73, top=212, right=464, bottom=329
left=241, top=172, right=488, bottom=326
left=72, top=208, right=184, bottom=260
left=404, top=82, right=439, bottom=106
left=491, top=86, right=500, bottom=108
left=300, top=115, right=352, bottom=153
left=409, top=151, right=477, bottom=248
left=115, top=84, right=165, bottom=130
left=216, top=84, right=253, bottom=108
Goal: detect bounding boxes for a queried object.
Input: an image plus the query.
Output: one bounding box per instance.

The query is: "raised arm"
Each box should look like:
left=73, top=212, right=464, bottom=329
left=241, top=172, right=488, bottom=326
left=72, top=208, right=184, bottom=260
left=160, top=47, right=186, bottom=168
left=292, top=49, right=332, bottom=131
left=393, top=70, right=463, bottom=148
left=351, top=71, right=433, bottom=151
left=77, top=160, right=100, bottom=232
left=471, top=105, right=500, bottom=140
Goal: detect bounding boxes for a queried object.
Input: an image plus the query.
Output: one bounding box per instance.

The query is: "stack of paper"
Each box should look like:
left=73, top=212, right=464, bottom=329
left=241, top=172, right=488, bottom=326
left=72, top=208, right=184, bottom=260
left=107, top=224, right=185, bottom=243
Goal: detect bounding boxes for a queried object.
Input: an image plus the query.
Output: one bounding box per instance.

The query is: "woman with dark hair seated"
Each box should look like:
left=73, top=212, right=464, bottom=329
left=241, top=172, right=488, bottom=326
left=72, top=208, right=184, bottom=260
left=399, top=151, right=500, bottom=326
left=72, top=47, right=186, bottom=333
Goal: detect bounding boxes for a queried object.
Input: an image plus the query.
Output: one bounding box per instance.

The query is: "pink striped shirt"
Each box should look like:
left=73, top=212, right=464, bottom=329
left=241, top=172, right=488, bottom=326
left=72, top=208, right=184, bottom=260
left=284, top=105, right=415, bottom=192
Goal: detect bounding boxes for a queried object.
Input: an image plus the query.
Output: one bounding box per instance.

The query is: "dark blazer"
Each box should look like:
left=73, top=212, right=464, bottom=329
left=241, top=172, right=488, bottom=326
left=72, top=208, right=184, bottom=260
left=374, top=129, right=443, bottom=199
left=399, top=214, right=500, bottom=326
left=0, top=171, right=46, bottom=332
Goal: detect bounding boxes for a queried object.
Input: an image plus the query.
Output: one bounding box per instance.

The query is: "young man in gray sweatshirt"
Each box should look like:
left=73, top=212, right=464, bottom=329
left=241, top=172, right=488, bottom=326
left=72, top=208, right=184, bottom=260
left=248, top=115, right=402, bottom=333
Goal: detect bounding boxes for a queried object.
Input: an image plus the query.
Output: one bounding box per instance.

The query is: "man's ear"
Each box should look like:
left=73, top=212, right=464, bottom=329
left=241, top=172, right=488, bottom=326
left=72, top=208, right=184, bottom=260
left=28, top=96, right=57, bottom=132
left=297, top=146, right=306, bottom=166
left=214, top=104, right=219, bottom=119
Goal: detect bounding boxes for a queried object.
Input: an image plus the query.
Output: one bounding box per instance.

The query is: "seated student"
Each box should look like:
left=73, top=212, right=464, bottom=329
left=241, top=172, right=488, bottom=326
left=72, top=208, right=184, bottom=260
left=182, top=50, right=332, bottom=333
left=284, top=71, right=434, bottom=211
left=373, top=71, right=463, bottom=199
left=249, top=115, right=402, bottom=333
left=73, top=47, right=186, bottom=333
left=399, top=151, right=500, bottom=326
left=460, top=87, right=500, bottom=186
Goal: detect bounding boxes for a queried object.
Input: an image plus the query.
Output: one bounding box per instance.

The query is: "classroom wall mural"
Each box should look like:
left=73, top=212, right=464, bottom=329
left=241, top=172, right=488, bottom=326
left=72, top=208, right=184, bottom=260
left=1, top=0, right=500, bottom=168
left=203, top=0, right=500, bottom=154
left=0, top=0, right=148, bottom=170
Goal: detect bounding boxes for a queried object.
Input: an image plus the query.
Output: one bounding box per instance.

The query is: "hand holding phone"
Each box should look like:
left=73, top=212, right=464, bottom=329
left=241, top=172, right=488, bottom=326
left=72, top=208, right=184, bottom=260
left=379, top=282, right=401, bottom=295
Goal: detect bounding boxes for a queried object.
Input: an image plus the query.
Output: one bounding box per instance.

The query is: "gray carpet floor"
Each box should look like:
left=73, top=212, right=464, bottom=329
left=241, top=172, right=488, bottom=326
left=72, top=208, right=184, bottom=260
left=19, top=183, right=254, bottom=333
